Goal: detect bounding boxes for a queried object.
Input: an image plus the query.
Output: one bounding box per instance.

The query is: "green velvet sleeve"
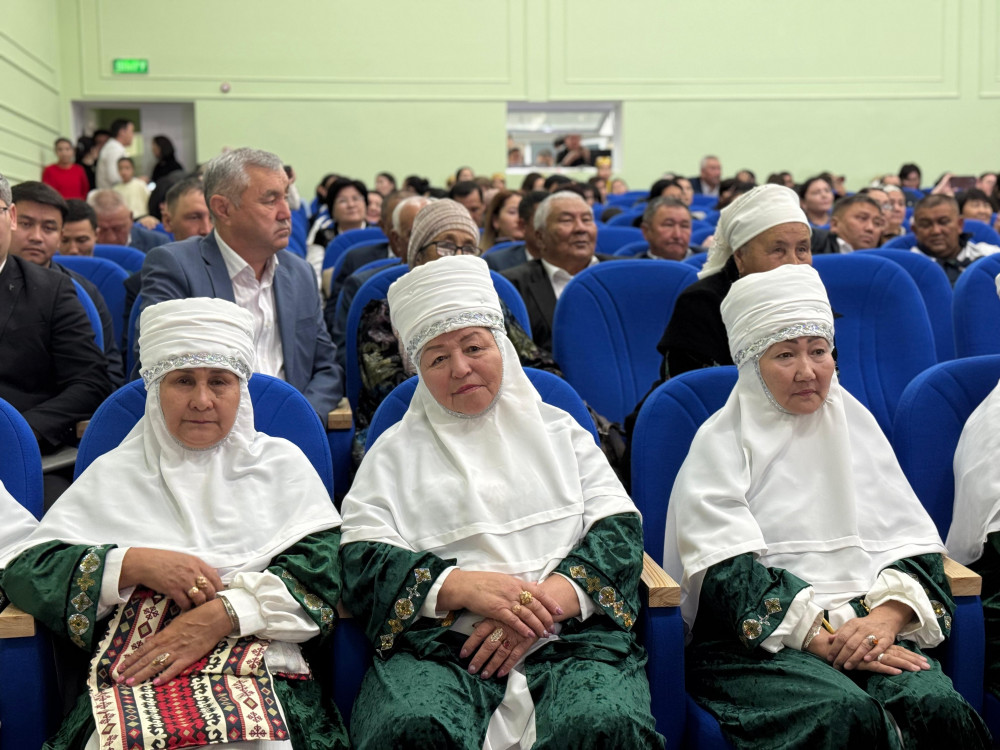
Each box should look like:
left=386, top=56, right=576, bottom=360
left=554, top=513, right=644, bottom=631
left=266, top=529, right=343, bottom=642
left=699, top=552, right=811, bottom=650
left=339, top=540, right=455, bottom=658
left=883, top=553, right=955, bottom=638
left=1, top=541, right=114, bottom=651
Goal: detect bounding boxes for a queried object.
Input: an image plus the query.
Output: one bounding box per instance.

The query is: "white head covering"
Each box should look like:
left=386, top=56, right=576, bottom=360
left=10, top=298, right=341, bottom=577
left=698, top=184, right=810, bottom=280
left=946, top=272, right=1000, bottom=564
left=341, top=255, right=636, bottom=581
left=664, top=264, right=943, bottom=632
left=0, top=480, right=38, bottom=569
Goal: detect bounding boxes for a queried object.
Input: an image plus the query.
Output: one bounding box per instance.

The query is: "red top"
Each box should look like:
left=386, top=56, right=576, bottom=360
left=42, top=163, right=91, bottom=200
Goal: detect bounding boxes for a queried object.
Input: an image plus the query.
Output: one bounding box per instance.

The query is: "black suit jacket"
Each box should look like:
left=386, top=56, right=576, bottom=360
left=0, top=256, right=112, bottom=449
left=688, top=177, right=718, bottom=197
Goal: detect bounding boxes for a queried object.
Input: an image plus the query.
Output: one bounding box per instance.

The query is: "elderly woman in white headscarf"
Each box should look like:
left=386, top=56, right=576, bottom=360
left=663, top=264, right=989, bottom=749
left=340, top=255, right=661, bottom=749
left=2, top=298, right=347, bottom=750
left=948, top=273, right=1000, bottom=701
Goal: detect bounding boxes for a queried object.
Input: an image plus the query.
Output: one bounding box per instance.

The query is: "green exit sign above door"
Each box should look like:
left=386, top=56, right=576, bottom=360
left=113, top=59, right=149, bottom=74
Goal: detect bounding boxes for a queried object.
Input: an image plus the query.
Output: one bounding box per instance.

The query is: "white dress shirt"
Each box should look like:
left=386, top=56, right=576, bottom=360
left=541, top=255, right=600, bottom=299
left=215, top=231, right=285, bottom=379
left=95, top=139, right=127, bottom=190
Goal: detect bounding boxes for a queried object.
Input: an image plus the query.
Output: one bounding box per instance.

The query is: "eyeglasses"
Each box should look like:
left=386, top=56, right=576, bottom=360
left=419, top=240, right=481, bottom=257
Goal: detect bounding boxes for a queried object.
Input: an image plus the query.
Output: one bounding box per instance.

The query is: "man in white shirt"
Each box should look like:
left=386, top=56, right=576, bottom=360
left=95, top=119, right=134, bottom=190
left=910, top=194, right=1000, bottom=285
left=689, top=155, right=722, bottom=197
left=137, top=148, right=344, bottom=419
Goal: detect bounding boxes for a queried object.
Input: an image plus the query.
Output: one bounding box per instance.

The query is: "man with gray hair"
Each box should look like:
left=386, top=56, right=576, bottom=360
left=689, top=155, right=722, bottom=197
left=138, top=147, right=343, bottom=419
left=88, top=189, right=169, bottom=252
left=502, top=190, right=613, bottom=350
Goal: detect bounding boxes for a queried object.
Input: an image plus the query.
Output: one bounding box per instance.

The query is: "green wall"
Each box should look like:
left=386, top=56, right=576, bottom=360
left=5, top=0, right=1000, bottom=193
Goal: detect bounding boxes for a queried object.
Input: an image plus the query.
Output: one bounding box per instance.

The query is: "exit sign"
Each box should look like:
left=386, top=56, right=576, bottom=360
left=113, top=58, right=148, bottom=74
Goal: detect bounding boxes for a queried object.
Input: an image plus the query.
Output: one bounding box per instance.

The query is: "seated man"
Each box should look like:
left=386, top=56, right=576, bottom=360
left=909, top=194, right=1000, bottom=285
left=485, top=190, right=547, bottom=273
left=88, top=189, right=169, bottom=252
left=0, top=173, right=112, bottom=454
left=689, top=155, right=722, bottom=197
left=639, top=197, right=698, bottom=260
left=502, top=191, right=612, bottom=351
left=60, top=199, right=98, bottom=256
left=811, top=194, right=883, bottom=253
left=10, top=181, right=124, bottom=387
left=448, top=180, right=485, bottom=226
left=138, top=148, right=343, bottom=420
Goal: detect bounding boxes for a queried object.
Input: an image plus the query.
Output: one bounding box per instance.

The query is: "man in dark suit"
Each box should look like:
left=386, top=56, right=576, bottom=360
left=688, top=155, right=722, bottom=197
left=138, top=148, right=343, bottom=420
left=502, top=191, right=611, bottom=351
left=0, top=173, right=112, bottom=454
left=89, top=189, right=170, bottom=253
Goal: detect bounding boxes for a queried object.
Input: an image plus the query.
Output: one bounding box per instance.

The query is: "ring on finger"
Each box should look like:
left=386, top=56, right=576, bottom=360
left=864, top=634, right=878, bottom=648
left=490, top=627, right=504, bottom=643
left=195, top=575, right=210, bottom=589
left=188, top=585, right=201, bottom=597
left=502, top=639, right=511, bottom=650
left=512, top=603, right=522, bottom=615
left=151, top=652, right=171, bottom=667
left=877, top=652, right=885, bottom=663
left=519, top=590, right=533, bottom=606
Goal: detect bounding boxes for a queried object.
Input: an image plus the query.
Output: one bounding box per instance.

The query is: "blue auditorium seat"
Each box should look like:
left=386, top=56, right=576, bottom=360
left=953, top=254, right=1000, bottom=358
left=606, top=209, right=644, bottom=227
left=92, top=244, right=145, bottom=273
left=322, top=227, right=387, bottom=271
left=552, top=259, right=698, bottom=423
left=70, top=278, right=104, bottom=350
left=690, top=223, right=716, bottom=246
left=58, top=255, right=129, bottom=345
left=288, top=204, right=309, bottom=257
left=126, top=293, right=142, bottom=377
left=614, top=240, right=649, bottom=257
left=882, top=232, right=916, bottom=249
left=481, top=239, right=523, bottom=257
left=683, top=252, right=708, bottom=270
left=595, top=226, right=644, bottom=254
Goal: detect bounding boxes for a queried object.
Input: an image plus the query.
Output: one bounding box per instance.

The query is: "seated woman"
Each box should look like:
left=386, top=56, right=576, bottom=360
left=798, top=175, right=834, bottom=229
left=948, top=272, right=1000, bottom=700
left=664, top=263, right=989, bottom=749
left=306, top=177, right=369, bottom=275
left=480, top=190, right=524, bottom=251
left=353, top=199, right=558, bottom=463
left=340, top=255, right=662, bottom=749
left=2, top=298, right=346, bottom=750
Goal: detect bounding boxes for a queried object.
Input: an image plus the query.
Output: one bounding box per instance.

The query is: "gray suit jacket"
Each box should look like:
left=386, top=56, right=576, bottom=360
left=137, top=232, right=344, bottom=418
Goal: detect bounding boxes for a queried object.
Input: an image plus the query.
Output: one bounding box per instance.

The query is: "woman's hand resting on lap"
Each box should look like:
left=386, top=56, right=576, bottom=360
left=120, top=548, right=224, bottom=610
left=437, top=571, right=562, bottom=639
left=462, top=617, right=539, bottom=680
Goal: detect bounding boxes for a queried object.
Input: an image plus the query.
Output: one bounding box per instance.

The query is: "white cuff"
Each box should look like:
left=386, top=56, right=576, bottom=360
left=760, top=588, right=822, bottom=654
left=866, top=569, right=944, bottom=648
left=97, top=547, right=134, bottom=619
left=552, top=572, right=597, bottom=621
left=222, top=570, right=320, bottom=642
left=419, top=566, right=457, bottom=619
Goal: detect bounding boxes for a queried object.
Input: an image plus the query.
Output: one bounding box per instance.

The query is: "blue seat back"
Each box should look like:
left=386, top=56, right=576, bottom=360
left=690, top=223, right=716, bottom=246
left=964, top=219, right=1000, bottom=246
left=0, top=400, right=43, bottom=520
left=863, top=248, right=955, bottom=361
left=892, top=355, right=1000, bottom=537
left=812, top=253, right=936, bottom=439
left=490, top=270, right=532, bottom=336
left=74, top=375, right=334, bottom=496
left=322, top=227, right=387, bottom=270
left=552, top=260, right=698, bottom=423
left=631, top=367, right=738, bottom=561
left=605, top=209, right=644, bottom=227
left=482, top=240, right=524, bottom=257
left=882, top=233, right=917, bottom=249
left=595, top=226, right=644, bottom=254
left=58, top=255, right=129, bottom=344
left=288, top=205, right=308, bottom=258
left=330, top=239, right=389, bottom=292
left=126, top=293, right=142, bottom=377
left=70, top=278, right=103, bottom=350
left=614, top=240, right=649, bottom=257
left=682, top=253, right=708, bottom=270
left=365, top=368, right=598, bottom=450
left=690, top=194, right=717, bottom=211
left=953, top=254, right=1000, bottom=358
left=93, top=244, right=145, bottom=273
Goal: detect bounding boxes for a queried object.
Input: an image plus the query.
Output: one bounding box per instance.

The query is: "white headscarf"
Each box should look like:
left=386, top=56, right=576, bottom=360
left=664, top=264, right=943, bottom=631
left=946, top=272, right=1000, bottom=565
left=341, top=255, right=636, bottom=580
left=0, top=480, right=38, bottom=569
left=698, top=184, right=810, bottom=279
left=10, top=298, right=341, bottom=578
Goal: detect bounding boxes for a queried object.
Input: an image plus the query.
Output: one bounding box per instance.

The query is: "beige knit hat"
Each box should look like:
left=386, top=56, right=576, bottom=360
left=406, top=199, right=480, bottom=267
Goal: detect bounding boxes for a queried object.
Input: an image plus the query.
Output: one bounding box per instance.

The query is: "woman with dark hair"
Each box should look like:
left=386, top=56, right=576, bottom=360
left=647, top=178, right=683, bottom=203
left=374, top=171, right=396, bottom=196
left=481, top=190, right=524, bottom=251
left=899, top=163, right=923, bottom=191
left=520, top=172, right=545, bottom=192
left=797, top=176, right=835, bottom=228
left=307, top=178, right=369, bottom=256
left=75, top=136, right=100, bottom=191
left=403, top=175, right=430, bottom=195
left=150, top=135, right=183, bottom=184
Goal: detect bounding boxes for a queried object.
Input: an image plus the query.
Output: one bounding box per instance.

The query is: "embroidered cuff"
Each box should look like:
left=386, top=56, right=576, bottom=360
left=560, top=561, right=635, bottom=630
left=377, top=566, right=435, bottom=656
left=552, top=572, right=597, bottom=622
left=97, top=546, right=134, bottom=620
left=418, top=566, right=457, bottom=619
left=273, top=569, right=336, bottom=638
left=68, top=545, right=110, bottom=650
left=759, top=588, right=821, bottom=653
left=866, top=568, right=945, bottom=648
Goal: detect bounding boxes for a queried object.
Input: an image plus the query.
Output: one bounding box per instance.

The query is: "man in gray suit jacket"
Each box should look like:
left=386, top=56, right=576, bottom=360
left=137, top=148, right=343, bottom=419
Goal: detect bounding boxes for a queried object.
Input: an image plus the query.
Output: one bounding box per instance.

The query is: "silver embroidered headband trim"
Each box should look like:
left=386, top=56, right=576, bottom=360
left=140, top=353, right=252, bottom=387
left=733, top=322, right=834, bottom=368
left=406, top=311, right=505, bottom=364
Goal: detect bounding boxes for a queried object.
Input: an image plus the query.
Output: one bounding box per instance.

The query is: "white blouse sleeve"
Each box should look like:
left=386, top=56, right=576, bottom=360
left=218, top=570, right=320, bottom=643
left=760, top=588, right=824, bottom=654
left=97, top=546, right=134, bottom=620
left=865, top=568, right=944, bottom=648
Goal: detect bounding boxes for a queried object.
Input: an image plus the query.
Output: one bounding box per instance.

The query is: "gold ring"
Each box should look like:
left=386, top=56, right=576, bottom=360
left=865, top=634, right=878, bottom=648
left=188, top=585, right=200, bottom=597
left=519, top=590, right=533, bottom=606
left=489, top=627, right=504, bottom=643
left=512, top=603, right=522, bottom=615
left=195, top=575, right=210, bottom=589
left=151, top=652, right=170, bottom=667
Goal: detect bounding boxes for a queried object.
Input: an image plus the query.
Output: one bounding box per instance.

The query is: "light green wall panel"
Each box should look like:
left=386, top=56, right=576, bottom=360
left=0, top=0, right=64, bottom=184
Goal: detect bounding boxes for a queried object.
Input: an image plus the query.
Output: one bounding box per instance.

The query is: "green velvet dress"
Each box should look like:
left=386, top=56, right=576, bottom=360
left=970, top=531, right=1000, bottom=700
left=340, top=513, right=663, bottom=749
left=687, top=552, right=990, bottom=749
left=1, top=531, right=349, bottom=750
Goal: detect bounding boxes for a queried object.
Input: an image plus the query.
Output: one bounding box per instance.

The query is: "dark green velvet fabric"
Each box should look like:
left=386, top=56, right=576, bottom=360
left=268, top=529, right=343, bottom=641
left=689, top=553, right=990, bottom=749
left=971, top=531, right=1000, bottom=699
left=341, top=513, right=662, bottom=749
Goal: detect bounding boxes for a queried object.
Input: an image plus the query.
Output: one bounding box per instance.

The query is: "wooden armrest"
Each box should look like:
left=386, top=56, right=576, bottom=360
left=76, top=420, right=90, bottom=439
left=321, top=267, right=334, bottom=299
left=0, top=605, right=36, bottom=638
left=641, top=552, right=680, bottom=608
left=944, top=555, right=981, bottom=597
left=327, top=399, right=353, bottom=430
